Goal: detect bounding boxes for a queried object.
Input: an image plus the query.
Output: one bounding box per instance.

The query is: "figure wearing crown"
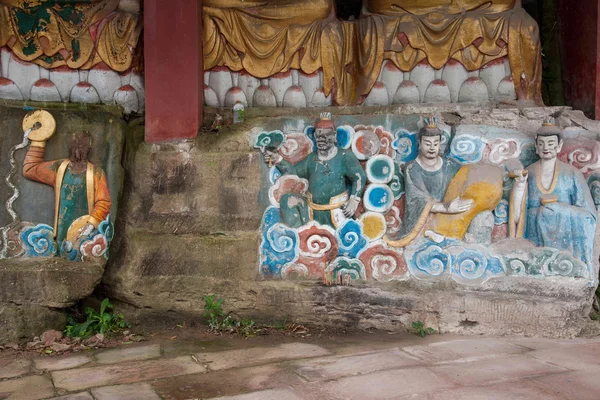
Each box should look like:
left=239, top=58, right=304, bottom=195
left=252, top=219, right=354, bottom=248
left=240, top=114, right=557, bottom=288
left=387, top=116, right=504, bottom=247
left=262, top=113, right=366, bottom=228
left=510, top=119, right=597, bottom=265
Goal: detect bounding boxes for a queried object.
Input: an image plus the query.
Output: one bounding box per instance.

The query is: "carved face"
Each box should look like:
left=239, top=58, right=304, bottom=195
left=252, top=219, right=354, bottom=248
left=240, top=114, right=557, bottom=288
left=315, top=128, right=336, bottom=151
left=419, top=135, right=441, bottom=160
left=69, top=134, right=91, bottom=163
left=535, top=135, right=563, bottom=160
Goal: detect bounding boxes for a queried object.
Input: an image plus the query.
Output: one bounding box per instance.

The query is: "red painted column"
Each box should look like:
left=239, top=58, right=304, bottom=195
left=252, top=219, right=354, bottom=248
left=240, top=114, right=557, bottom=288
left=596, top=0, right=600, bottom=119
left=144, top=0, right=203, bottom=143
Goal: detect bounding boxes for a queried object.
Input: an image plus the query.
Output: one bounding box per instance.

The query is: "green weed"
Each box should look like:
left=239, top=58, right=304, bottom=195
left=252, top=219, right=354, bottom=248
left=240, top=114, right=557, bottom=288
left=65, top=298, right=130, bottom=338
left=412, top=321, right=435, bottom=338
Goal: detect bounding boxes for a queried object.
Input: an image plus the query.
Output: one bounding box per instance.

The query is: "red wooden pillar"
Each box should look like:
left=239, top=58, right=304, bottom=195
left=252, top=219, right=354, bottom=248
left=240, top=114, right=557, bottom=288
left=144, top=0, right=203, bottom=143
left=596, top=0, right=600, bottom=119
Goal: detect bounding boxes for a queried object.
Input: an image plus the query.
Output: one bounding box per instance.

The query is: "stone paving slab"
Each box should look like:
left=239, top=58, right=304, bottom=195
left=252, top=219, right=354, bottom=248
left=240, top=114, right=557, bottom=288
left=292, top=348, right=421, bottom=382
left=195, top=342, right=331, bottom=371
left=0, top=375, right=55, bottom=400
left=527, top=343, right=600, bottom=370
left=429, top=354, right=566, bottom=386
left=529, top=367, right=600, bottom=400
left=152, top=363, right=305, bottom=399
left=34, top=355, right=91, bottom=371
left=307, top=366, right=455, bottom=400
left=91, top=383, right=162, bottom=400
left=0, top=359, right=31, bottom=379
left=52, top=355, right=206, bottom=391
left=210, top=388, right=305, bottom=400
left=48, top=393, right=94, bottom=400
left=402, top=338, right=527, bottom=362
left=398, top=380, right=565, bottom=400
left=94, top=344, right=161, bottom=364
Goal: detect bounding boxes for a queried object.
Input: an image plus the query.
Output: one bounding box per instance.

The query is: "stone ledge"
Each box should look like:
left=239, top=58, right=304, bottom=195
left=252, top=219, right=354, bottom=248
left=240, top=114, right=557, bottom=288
left=0, top=257, right=104, bottom=308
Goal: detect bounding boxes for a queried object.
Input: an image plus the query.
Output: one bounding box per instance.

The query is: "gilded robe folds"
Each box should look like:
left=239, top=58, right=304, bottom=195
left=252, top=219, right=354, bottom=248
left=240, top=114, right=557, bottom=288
left=204, top=0, right=542, bottom=105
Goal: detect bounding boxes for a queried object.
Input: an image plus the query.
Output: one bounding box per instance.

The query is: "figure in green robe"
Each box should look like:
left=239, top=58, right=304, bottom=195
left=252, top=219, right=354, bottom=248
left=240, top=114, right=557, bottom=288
left=263, top=113, right=366, bottom=228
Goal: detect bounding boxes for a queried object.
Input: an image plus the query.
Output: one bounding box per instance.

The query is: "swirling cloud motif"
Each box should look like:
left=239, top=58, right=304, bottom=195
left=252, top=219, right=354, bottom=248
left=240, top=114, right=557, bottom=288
left=384, top=206, right=402, bottom=236
left=98, top=215, right=114, bottom=243
left=452, top=249, right=488, bottom=280
left=375, top=126, right=396, bottom=158
left=519, top=142, right=539, bottom=168
left=336, top=219, right=368, bottom=258
left=363, top=184, right=394, bottom=213
left=80, top=234, right=108, bottom=260
left=305, top=125, right=317, bottom=149
left=485, top=139, right=521, bottom=165
left=60, top=240, right=79, bottom=261
left=560, top=139, right=600, bottom=177
left=358, top=241, right=408, bottom=281
left=260, top=222, right=299, bottom=276
left=543, top=250, right=588, bottom=278
left=298, top=221, right=338, bottom=261
left=448, top=134, right=486, bottom=164
left=493, top=199, right=509, bottom=225
left=269, top=166, right=283, bottom=185
left=352, top=130, right=381, bottom=160
left=268, top=175, right=309, bottom=207
left=254, top=130, right=285, bottom=149
left=366, top=155, right=395, bottom=184
left=412, top=244, right=450, bottom=277
left=279, top=133, right=313, bottom=164
left=336, top=125, right=355, bottom=149
left=19, top=224, right=56, bottom=257
left=392, top=129, right=418, bottom=164
left=389, top=163, right=405, bottom=199
left=281, top=262, right=309, bottom=279
left=325, top=257, right=367, bottom=281
left=588, top=178, right=600, bottom=208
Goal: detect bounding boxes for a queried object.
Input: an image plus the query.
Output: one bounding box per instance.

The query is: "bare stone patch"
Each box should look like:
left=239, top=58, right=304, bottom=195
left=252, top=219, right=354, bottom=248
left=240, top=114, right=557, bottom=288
left=94, top=344, right=161, bottom=364
left=403, top=380, right=565, bottom=400
left=195, top=342, right=331, bottom=371
left=430, top=354, right=566, bottom=386
left=34, top=355, right=91, bottom=371
left=209, top=388, right=304, bottom=400
left=402, top=338, right=527, bottom=362
left=52, top=356, right=206, bottom=391
left=152, top=364, right=304, bottom=399
left=529, top=367, right=600, bottom=400
left=0, top=375, right=54, bottom=400
left=48, top=393, right=94, bottom=400
left=0, top=359, right=31, bottom=378
left=91, top=383, right=162, bottom=400
left=312, top=367, right=454, bottom=399
left=292, top=349, right=421, bottom=381
left=527, top=344, right=600, bottom=370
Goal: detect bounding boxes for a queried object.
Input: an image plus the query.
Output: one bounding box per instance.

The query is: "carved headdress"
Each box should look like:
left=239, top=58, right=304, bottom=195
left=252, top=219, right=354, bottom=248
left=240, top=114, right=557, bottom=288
left=314, top=112, right=335, bottom=131
left=418, top=115, right=443, bottom=139
left=536, top=117, right=563, bottom=140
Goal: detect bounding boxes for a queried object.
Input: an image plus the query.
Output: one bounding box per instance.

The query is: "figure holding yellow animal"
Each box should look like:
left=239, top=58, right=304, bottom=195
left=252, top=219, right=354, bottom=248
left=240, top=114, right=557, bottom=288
left=387, top=117, right=504, bottom=247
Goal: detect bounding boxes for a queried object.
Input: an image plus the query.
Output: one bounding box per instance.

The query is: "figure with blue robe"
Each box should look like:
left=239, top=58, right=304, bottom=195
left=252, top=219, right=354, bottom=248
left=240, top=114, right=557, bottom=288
left=510, top=120, right=597, bottom=265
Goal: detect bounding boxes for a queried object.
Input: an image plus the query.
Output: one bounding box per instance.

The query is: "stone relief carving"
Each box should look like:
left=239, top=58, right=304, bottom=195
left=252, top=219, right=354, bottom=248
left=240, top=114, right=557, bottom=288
left=0, top=110, right=114, bottom=261
left=255, top=114, right=599, bottom=285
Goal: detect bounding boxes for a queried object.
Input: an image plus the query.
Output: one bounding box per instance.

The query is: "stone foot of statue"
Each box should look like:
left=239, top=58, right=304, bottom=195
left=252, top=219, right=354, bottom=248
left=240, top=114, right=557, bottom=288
left=424, top=230, right=445, bottom=244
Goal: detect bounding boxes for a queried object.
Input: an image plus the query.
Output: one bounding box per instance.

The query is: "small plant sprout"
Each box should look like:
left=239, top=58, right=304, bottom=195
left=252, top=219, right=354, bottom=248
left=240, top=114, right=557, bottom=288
left=412, top=321, right=436, bottom=338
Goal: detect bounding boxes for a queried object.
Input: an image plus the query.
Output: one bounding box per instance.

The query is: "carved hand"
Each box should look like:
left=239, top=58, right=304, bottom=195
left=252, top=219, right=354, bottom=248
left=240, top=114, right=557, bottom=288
left=342, top=197, right=360, bottom=218
left=262, top=149, right=281, bottom=165
left=510, top=169, right=528, bottom=184
left=446, top=197, right=474, bottom=214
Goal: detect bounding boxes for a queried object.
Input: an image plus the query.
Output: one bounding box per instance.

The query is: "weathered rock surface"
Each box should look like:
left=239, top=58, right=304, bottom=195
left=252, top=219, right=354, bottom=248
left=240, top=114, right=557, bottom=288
left=102, top=107, right=598, bottom=338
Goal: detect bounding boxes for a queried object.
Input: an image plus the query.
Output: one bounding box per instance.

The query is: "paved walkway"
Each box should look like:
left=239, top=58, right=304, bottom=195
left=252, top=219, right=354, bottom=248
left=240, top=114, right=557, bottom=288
left=1, top=332, right=600, bottom=399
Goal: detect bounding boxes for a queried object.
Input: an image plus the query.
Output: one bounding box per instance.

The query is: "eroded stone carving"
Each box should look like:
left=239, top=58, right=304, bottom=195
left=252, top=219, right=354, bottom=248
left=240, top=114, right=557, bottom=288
left=255, top=113, right=598, bottom=285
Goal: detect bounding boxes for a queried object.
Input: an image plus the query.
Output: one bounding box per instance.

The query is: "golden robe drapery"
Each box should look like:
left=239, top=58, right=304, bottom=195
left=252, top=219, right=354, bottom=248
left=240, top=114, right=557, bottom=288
left=203, top=0, right=541, bottom=105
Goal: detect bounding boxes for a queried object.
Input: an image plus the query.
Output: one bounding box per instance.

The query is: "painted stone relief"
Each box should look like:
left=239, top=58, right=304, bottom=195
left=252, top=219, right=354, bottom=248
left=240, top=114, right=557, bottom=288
left=255, top=114, right=599, bottom=285
left=0, top=110, right=114, bottom=261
